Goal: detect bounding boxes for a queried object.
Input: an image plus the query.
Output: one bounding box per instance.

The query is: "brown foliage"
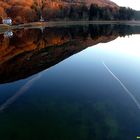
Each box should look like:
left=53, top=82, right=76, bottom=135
left=0, top=0, right=118, bottom=24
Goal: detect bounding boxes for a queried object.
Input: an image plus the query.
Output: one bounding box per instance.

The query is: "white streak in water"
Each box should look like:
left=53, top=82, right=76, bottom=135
left=103, top=61, right=140, bottom=110
left=0, top=73, right=42, bottom=112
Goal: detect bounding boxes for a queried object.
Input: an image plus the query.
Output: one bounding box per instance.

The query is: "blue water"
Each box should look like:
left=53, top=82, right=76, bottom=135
left=0, top=25, right=140, bottom=140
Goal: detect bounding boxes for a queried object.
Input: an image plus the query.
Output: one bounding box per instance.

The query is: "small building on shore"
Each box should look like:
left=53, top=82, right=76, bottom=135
left=2, top=18, right=12, bottom=25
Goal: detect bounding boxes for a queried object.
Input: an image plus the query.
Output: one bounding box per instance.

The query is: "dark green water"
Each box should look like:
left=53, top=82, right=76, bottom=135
left=0, top=24, right=140, bottom=140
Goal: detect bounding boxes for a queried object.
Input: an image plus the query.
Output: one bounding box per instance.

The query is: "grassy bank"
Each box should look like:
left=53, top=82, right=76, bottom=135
left=17, top=20, right=140, bottom=28
left=0, top=20, right=140, bottom=33
left=0, top=24, right=11, bottom=33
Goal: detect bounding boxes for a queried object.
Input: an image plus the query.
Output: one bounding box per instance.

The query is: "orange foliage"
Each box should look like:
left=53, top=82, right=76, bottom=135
left=0, top=0, right=118, bottom=24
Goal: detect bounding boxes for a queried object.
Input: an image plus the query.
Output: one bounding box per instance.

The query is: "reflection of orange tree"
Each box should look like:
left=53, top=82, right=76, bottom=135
left=0, top=29, right=71, bottom=65
left=0, top=25, right=124, bottom=84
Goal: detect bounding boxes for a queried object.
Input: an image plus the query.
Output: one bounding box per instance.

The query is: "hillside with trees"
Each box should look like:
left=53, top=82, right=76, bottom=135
left=0, top=0, right=139, bottom=24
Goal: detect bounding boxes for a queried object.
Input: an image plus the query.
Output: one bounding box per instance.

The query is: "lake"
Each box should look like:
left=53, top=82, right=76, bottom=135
left=0, top=24, right=140, bottom=140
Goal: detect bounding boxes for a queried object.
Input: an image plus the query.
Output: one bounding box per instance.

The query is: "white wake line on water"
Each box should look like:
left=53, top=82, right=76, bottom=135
left=103, top=61, right=140, bottom=110
left=0, top=73, right=42, bottom=112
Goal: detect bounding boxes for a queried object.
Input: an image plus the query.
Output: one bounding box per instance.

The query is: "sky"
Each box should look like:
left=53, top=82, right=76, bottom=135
left=111, top=0, right=140, bottom=10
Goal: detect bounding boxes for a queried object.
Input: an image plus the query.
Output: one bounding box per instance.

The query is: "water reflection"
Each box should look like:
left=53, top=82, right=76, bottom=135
left=0, top=73, right=41, bottom=112
left=0, top=25, right=140, bottom=140
left=103, top=61, right=140, bottom=110
left=0, top=24, right=140, bottom=84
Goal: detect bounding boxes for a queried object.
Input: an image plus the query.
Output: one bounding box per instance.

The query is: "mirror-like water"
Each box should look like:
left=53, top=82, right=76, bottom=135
left=0, top=24, right=140, bottom=140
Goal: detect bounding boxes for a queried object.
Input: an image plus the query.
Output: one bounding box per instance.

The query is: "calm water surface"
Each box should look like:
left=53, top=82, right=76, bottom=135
left=0, top=25, right=140, bottom=140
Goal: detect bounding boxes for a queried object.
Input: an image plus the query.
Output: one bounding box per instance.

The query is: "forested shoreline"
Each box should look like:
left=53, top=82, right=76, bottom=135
left=32, top=2, right=140, bottom=21
left=0, top=0, right=140, bottom=24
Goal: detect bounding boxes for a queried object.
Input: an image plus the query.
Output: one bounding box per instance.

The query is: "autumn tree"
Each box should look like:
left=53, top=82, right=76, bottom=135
left=32, top=0, right=46, bottom=20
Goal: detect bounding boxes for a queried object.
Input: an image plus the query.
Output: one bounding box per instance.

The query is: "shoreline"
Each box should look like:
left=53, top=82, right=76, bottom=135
left=0, top=20, right=140, bottom=33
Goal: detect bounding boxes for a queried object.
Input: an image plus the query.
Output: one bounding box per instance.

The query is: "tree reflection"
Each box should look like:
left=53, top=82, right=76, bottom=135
left=0, top=24, right=140, bottom=83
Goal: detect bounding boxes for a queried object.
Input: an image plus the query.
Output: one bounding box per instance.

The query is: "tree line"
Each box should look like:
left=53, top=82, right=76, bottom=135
left=89, top=5, right=134, bottom=20
left=31, top=1, right=140, bottom=21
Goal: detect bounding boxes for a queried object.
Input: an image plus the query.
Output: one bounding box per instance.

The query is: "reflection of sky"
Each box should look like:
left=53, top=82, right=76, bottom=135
left=100, top=35, right=140, bottom=58
left=90, top=34, right=140, bottom=99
